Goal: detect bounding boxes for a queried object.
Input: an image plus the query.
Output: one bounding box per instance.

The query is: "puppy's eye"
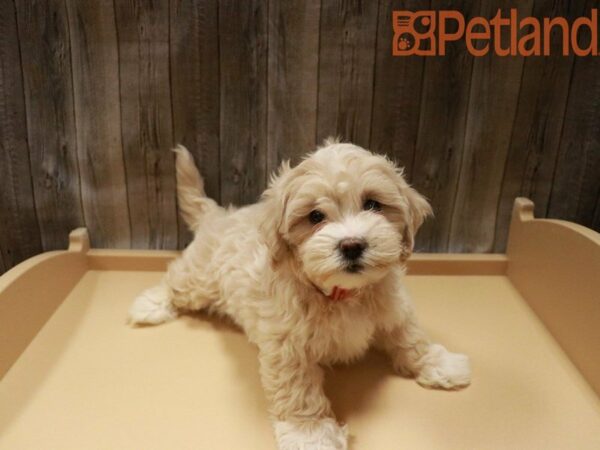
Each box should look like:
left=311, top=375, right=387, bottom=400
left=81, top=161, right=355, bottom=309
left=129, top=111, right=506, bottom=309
left=308, top=210, right=326, bottom=224
left=363, top=199, right=382, bottom=211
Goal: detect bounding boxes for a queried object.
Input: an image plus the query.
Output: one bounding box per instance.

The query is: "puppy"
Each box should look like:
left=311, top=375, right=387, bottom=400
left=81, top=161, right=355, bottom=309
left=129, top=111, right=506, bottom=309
left=129, top=139, right=471, bottom=450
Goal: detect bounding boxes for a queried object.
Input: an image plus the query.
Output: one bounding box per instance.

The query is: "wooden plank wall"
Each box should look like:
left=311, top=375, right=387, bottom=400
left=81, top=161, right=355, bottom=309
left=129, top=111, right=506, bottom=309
left=1, top=0, right=599, bottom=273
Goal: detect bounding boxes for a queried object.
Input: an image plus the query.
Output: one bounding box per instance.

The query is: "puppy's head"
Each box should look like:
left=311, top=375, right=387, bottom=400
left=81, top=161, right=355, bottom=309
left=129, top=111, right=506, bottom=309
left=261, top=140, right=431, bottom=296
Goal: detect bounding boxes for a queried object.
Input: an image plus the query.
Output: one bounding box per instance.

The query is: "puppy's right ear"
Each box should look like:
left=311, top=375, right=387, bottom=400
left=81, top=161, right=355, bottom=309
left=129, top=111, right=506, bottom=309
left=259, top=161, right=292, bottom=265
left=386, top=160, right=432, bottom=261
left=400, top=186, right=432, bottom=260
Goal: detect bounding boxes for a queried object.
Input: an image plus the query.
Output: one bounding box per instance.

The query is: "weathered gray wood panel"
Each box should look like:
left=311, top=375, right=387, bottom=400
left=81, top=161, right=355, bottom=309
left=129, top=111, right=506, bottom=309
left=1, top=0, right=599, bottom=274
left=370, top=0, right=429, bottom=175
left=594, top=191, right=600, bottom=231
left=412, top=0, right=479, bottom=253
left=0, top=0, right=43, bottom=269
left=316, top=0, right=379, bottom=148
left=267, top=0, right=321, bottom=170
left=15, top=0, right=84, bottom=252
left=449, top=0, right=535, bottom=252
left=547, top=4, right=600, bottom=228
left=115, top=0, right=178, bottom=249
left=219, top=0, right=268, bottom=206
left=492, top=0, right=586, bottom=252
left=66, top=0, right=131, bottom=248
left=170, top=0, right=220, bottom=247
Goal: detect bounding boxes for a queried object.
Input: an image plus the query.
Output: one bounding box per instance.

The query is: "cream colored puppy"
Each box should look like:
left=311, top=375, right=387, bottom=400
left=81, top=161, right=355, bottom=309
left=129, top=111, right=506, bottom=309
left=129, top=139, right=471, bottom=450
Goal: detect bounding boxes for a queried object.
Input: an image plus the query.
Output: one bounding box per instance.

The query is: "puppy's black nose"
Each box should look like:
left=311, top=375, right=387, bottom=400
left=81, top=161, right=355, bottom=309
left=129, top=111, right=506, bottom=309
left=339, top=238, right=366, bottom=260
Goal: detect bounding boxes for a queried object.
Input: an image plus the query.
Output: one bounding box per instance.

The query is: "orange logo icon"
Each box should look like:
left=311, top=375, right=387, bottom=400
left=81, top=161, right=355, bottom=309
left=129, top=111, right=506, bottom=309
left=393, top=11, right=436, bottom=56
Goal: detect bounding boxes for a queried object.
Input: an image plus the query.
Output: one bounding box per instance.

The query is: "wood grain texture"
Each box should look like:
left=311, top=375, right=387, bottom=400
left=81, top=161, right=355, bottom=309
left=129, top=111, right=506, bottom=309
left=170, top=0, right=220, bottom=247
left=0, top=0, right=599, bottom=275
left=370, top=0, right=429, bottom=175
left=316, top=0, right=379, bottom=148
left=547, top=12, right=600, bottom=228
left=594, top=192, right=600, bottom=231
left=448, top=0, right=535, bottom=252
left=0, top=0, right=42, bottom=268
left=65, top=0, right=131, bottom=248
left=15, top=0, right=84, bottom=252
left=492, top=0, right=586, bottom=252
left=218, top=0, right=267, bottom=206
left=412, top=0, right=479, bottom=252
left=267, top=0, right=321, bottom=171
left=115, top=0, right=178, bottom=249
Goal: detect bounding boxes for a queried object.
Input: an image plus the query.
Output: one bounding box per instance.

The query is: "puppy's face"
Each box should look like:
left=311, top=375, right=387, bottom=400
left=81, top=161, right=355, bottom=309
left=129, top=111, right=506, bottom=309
left=263, top=142, right=431, bottom=296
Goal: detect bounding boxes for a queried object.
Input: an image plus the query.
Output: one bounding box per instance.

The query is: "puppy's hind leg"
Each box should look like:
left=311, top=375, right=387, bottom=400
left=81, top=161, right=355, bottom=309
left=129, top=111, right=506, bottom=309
left=129, top=247, right=218, bottom=326
left=129, top=145, right=220, bottom=326
left=164, top=256, right=218, bottom=312
left=128, top=281, right=178, bottom=325
left=128, top=263, right=216, bottom=326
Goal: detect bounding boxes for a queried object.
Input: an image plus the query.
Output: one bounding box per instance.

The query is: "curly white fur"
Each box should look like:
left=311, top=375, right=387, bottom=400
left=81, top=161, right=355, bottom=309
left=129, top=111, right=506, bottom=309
left=128, top=283, right=177, bottom=325
left=128, top=140, right=471, bottom=449
left=274, top=419, right=348, bottom=450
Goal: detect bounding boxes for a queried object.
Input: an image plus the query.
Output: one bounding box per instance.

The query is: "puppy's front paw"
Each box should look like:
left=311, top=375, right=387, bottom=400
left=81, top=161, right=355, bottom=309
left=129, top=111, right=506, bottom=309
left=274, top=418, right=348, bottom=450
left=416, top=343, right=471, bottom=390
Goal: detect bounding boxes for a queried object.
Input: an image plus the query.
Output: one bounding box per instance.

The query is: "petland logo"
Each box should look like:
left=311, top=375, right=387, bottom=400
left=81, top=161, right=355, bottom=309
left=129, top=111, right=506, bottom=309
left=393, top=9, right=598, bottom=56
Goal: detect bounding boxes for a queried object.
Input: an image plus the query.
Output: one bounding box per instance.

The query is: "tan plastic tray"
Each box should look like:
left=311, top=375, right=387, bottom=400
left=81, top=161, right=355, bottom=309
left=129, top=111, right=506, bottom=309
left=1, top=198, right=599, bottom=450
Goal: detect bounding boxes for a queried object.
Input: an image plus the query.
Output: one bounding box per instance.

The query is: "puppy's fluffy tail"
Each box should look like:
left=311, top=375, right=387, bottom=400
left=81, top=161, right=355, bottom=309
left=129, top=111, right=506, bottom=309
left=173, top=145, right=219, bottom=231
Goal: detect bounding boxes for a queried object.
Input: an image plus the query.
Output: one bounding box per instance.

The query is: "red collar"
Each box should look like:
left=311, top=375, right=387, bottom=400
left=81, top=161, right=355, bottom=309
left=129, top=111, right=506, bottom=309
left=328, top=286, right=352, bottom=301
left=309, top=280, right=354, bottom=301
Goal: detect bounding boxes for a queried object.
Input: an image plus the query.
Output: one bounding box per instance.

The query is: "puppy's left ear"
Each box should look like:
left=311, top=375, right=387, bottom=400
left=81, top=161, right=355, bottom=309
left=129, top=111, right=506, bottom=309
left=400, top=186, right=432, bottom=261
left=259, top=161, right=293, bottom=265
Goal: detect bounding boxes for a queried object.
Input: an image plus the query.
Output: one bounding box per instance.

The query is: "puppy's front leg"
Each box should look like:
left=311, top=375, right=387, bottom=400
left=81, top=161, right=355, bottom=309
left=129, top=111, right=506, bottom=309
left=259, top=341, right=347, bottom=450
left=377, top=301, right=471, bottom=390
